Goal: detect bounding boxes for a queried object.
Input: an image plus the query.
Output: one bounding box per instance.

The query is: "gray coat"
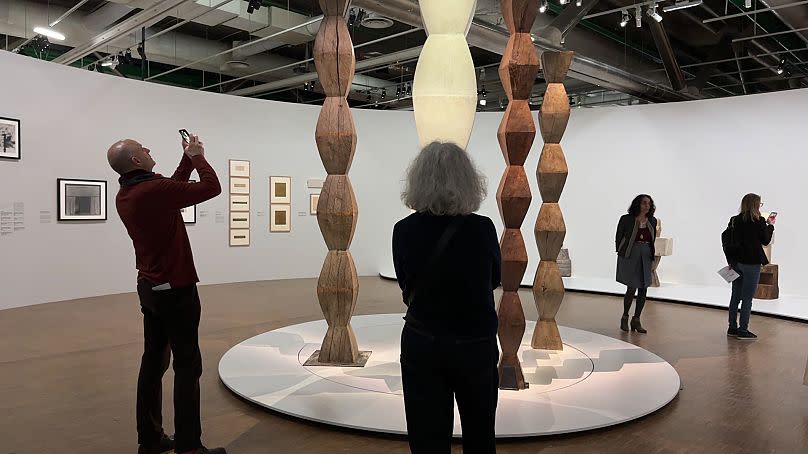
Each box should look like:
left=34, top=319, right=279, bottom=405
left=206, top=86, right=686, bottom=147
left=615, top=214, right=657, bottom=258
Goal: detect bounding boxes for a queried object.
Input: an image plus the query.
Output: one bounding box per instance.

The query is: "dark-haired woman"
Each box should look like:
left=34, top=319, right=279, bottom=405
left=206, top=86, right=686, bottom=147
left=615, top=194, right=657, bottom=333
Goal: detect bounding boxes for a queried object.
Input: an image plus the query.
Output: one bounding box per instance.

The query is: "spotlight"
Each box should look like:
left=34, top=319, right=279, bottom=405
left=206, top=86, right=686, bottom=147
left=396, top=86, right=401, bottom=98
left=620, top=10, right=630, bottom=28
left=576, top=0, right=582, bottom=6
left=479, top=99, right=487, bottom=106
left=560, top=0, right=569, bottom=4
left=246, top=0, right=262, bottom=14
left=33, top=26, right=65, bottom=41
left=646, top=4, right=663, bottom=23
left=635, top=6, right=643, bottom=27
left=137, top=44, right=147, bottom=62
left=539, top=0, right=548, bottom=13
left=102, top=55, right=119, bottom=70
left=348, top=8, right=357, bottom=26
left=381, top=88, right=386, bottom=99
left=745, top=0, right=752, bottom=8
left=776, top=67, right=784, bottom=75
left=406, top=83, right=412, bottom=96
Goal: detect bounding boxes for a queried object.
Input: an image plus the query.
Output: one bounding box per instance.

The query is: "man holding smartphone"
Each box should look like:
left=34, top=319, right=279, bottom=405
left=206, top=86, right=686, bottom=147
left=107, top=133, right=225, bottom=454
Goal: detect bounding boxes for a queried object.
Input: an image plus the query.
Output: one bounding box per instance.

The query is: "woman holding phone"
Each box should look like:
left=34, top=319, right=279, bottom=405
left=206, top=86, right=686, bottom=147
left=723, top=193, right=775, bottom=340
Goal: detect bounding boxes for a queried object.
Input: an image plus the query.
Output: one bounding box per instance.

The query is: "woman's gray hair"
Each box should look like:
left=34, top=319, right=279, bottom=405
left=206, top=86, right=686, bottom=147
left=401, top=141, right=487, bottom=215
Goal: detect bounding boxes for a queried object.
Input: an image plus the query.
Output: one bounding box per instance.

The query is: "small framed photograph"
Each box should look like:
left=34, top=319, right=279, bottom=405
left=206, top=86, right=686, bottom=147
left=57, top=179, right=107, bottom=221
left=310, top=193, right=320, bottom=215
left=229, top=229, right=250, bottom=246
left=229, top=160, right=250, bottom=178
left=230, top=211, right=249, bottom=229
left=270, top=176, right=292, bottom=204
left=230, top=194, right=249, bottom=212
left=230, top=177, right=250, bottom=194
left=270, top=204, right=291, bottom=232
left=181, top=205, right=196, bottom=224
left=0, top=117, right=21, bottom=160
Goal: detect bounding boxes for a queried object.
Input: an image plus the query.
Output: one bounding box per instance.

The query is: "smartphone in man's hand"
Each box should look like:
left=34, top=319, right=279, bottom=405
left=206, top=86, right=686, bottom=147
left=179, top=129, right=190, bottom=142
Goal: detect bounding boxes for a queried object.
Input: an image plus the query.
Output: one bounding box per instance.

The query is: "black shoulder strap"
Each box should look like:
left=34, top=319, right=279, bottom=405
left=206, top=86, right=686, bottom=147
left=405, top=215, right=466, bottom=307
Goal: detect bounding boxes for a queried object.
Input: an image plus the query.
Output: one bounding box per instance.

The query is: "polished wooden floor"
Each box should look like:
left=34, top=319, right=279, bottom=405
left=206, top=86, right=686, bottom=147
left=1, top=277, right=806, bottom=453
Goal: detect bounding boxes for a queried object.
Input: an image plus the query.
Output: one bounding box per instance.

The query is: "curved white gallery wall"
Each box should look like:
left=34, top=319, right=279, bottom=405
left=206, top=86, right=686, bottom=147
left=0, top=50, right=806, bottom=311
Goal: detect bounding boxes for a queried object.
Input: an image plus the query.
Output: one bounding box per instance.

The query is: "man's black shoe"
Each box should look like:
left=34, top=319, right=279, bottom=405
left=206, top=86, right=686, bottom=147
left=138, top=434, right=175, bottom=454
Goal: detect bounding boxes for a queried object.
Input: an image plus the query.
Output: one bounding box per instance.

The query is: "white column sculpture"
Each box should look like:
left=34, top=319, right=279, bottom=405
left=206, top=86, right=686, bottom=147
left=413, top=0, right=478, bottom=149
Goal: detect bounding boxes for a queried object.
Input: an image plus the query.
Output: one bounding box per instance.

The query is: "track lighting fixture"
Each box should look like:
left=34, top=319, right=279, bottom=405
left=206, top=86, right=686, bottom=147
left=539, top=0, right=548, bottom=13
left=560, top=0, right=569, bottom=5
left=381, top=88, right=386, bottom=99
left=620, top=10, right=630, bottom=28
left=646, top=4, right=663, bottom=23
left=745, top=0, right=752, bottom=8
left=348, top=8, right=357, bottom=26
left=246, top=0, right=262, bottom=14
left=576, top=0, right=583, bottom=6
left=635, top=6, right=642, bottom=27
left=101, top=55, right=119, bottom=70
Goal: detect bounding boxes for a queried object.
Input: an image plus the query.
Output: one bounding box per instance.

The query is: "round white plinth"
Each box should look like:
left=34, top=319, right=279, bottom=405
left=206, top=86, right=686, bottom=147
left=219, top=314, right=680, bottom=437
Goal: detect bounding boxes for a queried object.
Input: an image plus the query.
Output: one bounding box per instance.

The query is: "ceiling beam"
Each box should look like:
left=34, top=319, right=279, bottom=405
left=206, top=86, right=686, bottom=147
left=53, top=0, right=196, bottom=65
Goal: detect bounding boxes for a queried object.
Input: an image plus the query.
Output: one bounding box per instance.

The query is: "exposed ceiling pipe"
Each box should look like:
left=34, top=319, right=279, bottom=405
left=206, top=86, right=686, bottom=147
left=229, top=46, right=424, bottom=96
left=352, top=0, right=696, bottom=102
left=647, top=18, right=687, bottom=91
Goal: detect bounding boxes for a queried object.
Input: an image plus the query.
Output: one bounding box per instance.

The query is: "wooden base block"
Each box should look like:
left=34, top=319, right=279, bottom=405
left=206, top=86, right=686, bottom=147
left=304, top=350, right=372, bottom=367
left=754, top=264, right=779, bottom=300
left=532, top=319, right=563, bottom=351
left=317, top=324, right=360, bottom=364
left=651, top=256, right=662, bottom=287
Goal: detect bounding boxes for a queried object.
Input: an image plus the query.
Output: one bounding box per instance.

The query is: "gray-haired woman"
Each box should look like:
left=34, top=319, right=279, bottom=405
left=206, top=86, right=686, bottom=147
left=392, top=141, right=501, bottom=454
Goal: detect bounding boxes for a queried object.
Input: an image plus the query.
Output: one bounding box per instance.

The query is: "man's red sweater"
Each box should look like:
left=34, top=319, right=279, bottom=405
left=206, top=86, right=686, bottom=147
left=116, top=154, right=221, bottom=288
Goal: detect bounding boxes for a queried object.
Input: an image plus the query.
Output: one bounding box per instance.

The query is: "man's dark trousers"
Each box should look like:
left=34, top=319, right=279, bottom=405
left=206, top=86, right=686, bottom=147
left=136, top=281, right=203, bottom=452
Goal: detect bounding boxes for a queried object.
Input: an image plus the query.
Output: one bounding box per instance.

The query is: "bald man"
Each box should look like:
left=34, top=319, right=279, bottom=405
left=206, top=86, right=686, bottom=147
left=108, top=136, right=225, bottom=454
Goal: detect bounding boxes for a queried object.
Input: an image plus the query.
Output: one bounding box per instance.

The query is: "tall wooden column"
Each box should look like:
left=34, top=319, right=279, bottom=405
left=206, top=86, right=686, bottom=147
left=413, top=0, right=478, bottom=148
left=307, top=0, right=366, bottom=366
left=532, top=51, right=573, bottom=351
left=495, top=0, right=540, bottom=390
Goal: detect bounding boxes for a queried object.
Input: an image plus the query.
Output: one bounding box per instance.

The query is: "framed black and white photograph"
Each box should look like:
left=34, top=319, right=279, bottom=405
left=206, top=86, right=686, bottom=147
left=0, top=117, right=21, bottom=160
left=57, top=179, right=107, bottom=221
left=181, top=205, right=197, bottom=224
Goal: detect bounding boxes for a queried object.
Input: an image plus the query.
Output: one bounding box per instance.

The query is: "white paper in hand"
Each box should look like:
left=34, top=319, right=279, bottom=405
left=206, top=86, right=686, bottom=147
left=718, top=266, right=740, bottom=283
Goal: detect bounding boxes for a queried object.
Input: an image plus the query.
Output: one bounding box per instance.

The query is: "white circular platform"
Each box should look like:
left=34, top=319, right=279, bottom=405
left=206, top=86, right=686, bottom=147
left=219, top=314, right=680, bottom=437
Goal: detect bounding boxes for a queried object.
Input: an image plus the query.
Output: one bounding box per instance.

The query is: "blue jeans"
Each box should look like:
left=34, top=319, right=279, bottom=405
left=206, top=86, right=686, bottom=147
left=729, top=263, right=762, bottom=331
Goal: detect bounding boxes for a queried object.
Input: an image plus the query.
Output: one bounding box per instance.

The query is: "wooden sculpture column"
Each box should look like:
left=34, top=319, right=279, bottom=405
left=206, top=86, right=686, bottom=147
left=532, top=51, right=573, bottom=351
left=413, top=0, right=478, bottom=148
left=307, top=0, right=368, bottom=366
left=495, top=0, right=540, bottom=390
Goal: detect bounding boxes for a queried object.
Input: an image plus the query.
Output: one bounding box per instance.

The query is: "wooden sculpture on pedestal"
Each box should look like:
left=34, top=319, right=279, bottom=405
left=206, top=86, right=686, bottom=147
left=413, top=0, right=478, bottom=149
left=532, top=51, right=573, bottom=351
left=495, top=0, right=540, bottom=391
left=651, top=219, right=673, bottom=287
left=306, top=0, right=369, bottom=367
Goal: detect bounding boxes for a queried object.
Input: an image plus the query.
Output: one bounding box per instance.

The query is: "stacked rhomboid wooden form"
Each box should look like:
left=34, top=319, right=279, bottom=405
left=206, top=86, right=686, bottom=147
left=307, top=0, right=368, bottom=366
left=532, top=50, right=574, bottom=351
left=495, top=0, right=541, bottom=391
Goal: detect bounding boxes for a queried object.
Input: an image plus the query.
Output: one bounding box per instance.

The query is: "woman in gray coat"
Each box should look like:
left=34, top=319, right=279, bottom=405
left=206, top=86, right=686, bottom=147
left=615, top=194, right=657, bottom=333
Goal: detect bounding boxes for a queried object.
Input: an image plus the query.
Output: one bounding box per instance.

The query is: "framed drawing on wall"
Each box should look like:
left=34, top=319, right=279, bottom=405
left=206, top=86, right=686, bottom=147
left=230, top=177, right=250, bottom=194
left=230, top=195, right=249, bottom=212
left=181, top=205, right=196, bottom=224
left=229, top=160, right=250, bottom=177
left=270, top=204, right=291, bottom=232
left=310, top=194, right=319, bottom=215
left=229, top=229, right=250, bottom=246
left=270, top=176, right=291, bottom=204
left=230, top=212, right=249, bottom=229
left=57, top=179, right=107, bottom=221
left=0, top=117, right=21, bottom=160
